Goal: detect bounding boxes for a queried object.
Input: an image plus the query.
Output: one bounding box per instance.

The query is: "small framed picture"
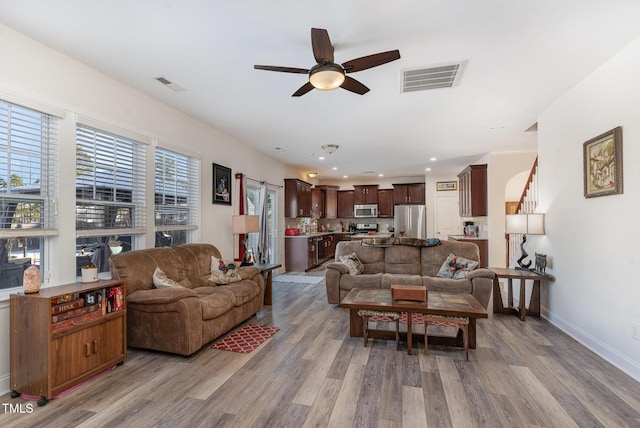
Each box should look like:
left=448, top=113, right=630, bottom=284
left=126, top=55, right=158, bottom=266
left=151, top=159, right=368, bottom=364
left=212, top=163, right=232, bottom=205
left=583, top=126, right=623, bottom=198
left=436, top=181, right=458, bottom=191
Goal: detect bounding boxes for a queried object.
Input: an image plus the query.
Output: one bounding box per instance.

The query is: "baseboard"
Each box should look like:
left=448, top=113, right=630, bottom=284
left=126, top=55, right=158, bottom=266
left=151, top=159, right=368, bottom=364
left=0, top=372, right=9, bottom=396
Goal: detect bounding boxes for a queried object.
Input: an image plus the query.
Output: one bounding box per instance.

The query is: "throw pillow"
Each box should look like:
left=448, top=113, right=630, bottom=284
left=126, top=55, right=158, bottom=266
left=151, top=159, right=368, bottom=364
left=436, top=253, right=479, bottom=279
left=209, top=256, right=241, bottom=285
left=339, top=252, right=364, bottom=275
left=152, top=267, right=182, bottom=288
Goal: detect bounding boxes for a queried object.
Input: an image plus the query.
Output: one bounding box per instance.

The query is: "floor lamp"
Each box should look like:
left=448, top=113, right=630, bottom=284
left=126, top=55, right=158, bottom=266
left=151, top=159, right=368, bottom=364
left=233, top=215, right=260, bottom=266
left=505, top=213, right=545, bottom=270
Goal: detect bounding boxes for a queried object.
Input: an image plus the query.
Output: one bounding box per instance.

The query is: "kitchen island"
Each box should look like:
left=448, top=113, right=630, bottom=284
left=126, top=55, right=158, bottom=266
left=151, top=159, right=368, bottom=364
left=285, top=232, right=353, bottom=272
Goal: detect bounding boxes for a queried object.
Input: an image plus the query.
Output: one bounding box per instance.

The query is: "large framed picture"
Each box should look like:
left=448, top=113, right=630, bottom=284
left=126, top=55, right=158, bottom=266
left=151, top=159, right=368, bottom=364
left=212, top=163, right=232, bottom=205
left=583, top=126, right=623, bottom=198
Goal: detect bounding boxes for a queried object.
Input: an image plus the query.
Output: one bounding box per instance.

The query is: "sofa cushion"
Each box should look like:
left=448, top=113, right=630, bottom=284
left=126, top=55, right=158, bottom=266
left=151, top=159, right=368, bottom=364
left=209, top=256, right=242, bottom=284
left=173, top=243, right=223, bottom=288
left=436, top=253, right=478, bottom=279
left=339, top=272, right=383, bottom=292
left=420, top=240, right=480, bottom=277
left=339, top=252, right=364, bottom=275
left=222, top=280, right=262, bottom=306
left=381, top=273, right=423, bottom=289
left=195, top=287, right=236, bottom=320
left=384, top=246, right=421, bottom=275
left=423, top=276, right=473, bottom=293
left=153, top=267, right=183, bottom=288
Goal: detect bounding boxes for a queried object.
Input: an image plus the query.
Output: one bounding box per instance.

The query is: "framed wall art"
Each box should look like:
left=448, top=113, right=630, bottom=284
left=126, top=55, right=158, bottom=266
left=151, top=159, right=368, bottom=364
left=212, top=163, right=232, bottom=205
left=583, top=126, right=623, bottom=198
left=436, top=181, right=458, bottom=191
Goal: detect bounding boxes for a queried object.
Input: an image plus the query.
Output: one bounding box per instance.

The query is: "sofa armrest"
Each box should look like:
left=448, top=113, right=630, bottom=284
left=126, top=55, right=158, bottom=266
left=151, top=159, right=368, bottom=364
left=467, top=268, right=495, bottom=309
left=326, top=262, right=348, bottom=274
left=238, top=266, right=261, bottom=280
left=127, top=287, right=199, bottom=305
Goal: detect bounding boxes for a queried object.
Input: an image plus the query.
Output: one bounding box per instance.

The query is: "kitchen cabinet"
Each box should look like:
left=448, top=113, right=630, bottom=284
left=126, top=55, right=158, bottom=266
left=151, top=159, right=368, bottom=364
left=285, top=179, right=312, bottom=218
left=285, top=237, right=317, bottom=272
left=393, top=183, right=425, bottom=205
left=337, top=190, right=355, bottom=218
left=312, top=185, right=339, bottom=219
left=377, top=189, right=394, bottom=217
left=457, top=164, right=487, bottom=217
left=10, top=280, right=126, bottom=406
left=353, top=185, right=378, bottom=204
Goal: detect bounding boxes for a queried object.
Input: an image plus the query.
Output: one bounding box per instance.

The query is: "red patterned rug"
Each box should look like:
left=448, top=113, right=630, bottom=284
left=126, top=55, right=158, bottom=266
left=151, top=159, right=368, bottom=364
left=211, top=324, right=280, bottom=353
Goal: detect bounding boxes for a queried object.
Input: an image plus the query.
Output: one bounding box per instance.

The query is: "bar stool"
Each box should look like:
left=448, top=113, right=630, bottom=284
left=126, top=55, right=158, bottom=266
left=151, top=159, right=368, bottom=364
left=424, top=315, right=470, bottom=360
left=357, top=309, right=401, bottom=350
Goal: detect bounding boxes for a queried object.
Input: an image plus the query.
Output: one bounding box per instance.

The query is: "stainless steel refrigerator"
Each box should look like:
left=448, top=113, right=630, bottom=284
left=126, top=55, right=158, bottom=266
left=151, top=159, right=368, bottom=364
left=394, top=205, right=427, bottom=239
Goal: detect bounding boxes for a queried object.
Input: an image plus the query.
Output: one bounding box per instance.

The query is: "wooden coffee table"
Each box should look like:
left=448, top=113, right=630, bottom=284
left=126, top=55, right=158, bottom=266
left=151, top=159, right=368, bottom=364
left=341, top=288, right=488, bottom=354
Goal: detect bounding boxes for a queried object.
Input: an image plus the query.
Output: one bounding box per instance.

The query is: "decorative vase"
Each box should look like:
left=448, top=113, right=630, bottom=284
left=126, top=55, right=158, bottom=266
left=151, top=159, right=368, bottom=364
left=23, top=266, right=42, bottom=294
left=81, top=263, right=99, bottom=283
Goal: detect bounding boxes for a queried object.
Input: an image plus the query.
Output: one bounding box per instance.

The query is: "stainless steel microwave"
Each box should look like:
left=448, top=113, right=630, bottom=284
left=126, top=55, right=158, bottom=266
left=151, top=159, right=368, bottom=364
left=354, top=204, right=378, bottom=218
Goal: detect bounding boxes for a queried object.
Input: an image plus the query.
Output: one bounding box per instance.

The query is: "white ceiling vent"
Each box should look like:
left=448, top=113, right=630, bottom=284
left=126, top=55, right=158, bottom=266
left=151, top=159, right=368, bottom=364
left=401, top=62, right=464, bottom=93
left=154, top=76, right=185, bottom=92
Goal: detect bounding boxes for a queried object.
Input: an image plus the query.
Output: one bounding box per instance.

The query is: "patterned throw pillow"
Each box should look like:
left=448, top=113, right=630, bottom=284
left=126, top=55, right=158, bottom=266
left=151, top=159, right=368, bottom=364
left=436, top=253, right=479, bottom=279
left=209, top=256, right=242, bottom=285
left=152, top=267, right=183, bottom=288
left=339, top=252, right=364, bottom=275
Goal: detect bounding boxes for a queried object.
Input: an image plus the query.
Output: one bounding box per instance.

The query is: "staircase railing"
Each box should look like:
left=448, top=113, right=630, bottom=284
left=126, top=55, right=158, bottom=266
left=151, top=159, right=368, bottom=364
left=506, top=157, right=538, bottom=266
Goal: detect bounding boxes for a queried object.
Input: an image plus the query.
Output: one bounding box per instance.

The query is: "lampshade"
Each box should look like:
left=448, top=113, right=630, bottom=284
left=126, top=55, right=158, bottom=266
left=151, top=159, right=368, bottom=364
left=232, top=215, right=260, bottom=234
left=309, top=64, right=345, bottom=90
left=505, top=213, right=545, bottom=235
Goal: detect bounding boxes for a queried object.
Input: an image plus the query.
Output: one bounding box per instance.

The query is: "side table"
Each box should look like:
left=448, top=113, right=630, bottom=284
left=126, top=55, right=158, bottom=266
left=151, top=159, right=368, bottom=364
left=253, top=262, right=281, bottom=305
left=489, top=267, right=555, bottom=321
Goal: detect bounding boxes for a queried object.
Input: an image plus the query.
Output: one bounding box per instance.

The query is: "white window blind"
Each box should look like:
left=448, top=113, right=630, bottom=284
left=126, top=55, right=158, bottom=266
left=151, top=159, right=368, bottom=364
left=75, top=124, right=146, bottom=238
left=154, top=147, right=199, bottom=237
left=0, top=99, right=58, bottom=238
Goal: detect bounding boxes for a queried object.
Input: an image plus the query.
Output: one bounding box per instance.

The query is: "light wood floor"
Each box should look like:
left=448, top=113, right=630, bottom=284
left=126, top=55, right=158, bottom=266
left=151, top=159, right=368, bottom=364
left=2, top=273, right=640, bottom=427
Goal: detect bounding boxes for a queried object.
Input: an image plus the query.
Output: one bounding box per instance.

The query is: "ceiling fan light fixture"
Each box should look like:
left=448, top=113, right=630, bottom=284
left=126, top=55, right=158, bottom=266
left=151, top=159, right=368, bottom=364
left=309, top=64, right=345, bottom=90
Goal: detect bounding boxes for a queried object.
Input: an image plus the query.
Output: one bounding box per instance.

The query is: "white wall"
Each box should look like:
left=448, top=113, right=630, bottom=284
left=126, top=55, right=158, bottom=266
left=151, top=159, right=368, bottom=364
left=0, top=24, right=298, bottom=393
left=537, top=35, right=640, bottom=380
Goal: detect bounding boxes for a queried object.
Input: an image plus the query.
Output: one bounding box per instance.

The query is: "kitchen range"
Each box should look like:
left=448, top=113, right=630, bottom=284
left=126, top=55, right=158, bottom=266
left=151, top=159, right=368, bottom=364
left=350, top=223, right=392, bottom=239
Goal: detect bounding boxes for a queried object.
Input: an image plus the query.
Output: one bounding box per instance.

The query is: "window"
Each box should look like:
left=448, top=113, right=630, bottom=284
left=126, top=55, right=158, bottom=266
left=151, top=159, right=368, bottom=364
left=154, top=147, right=199, bottom=247
left=0, top=99, right=58, bottom=290
left=75, top=124, right=146, bottom=271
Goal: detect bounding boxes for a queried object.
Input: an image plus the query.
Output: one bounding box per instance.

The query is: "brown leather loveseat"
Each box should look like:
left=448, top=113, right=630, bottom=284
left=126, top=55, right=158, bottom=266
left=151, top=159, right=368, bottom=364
left=109, top=243, right=264, bottom=356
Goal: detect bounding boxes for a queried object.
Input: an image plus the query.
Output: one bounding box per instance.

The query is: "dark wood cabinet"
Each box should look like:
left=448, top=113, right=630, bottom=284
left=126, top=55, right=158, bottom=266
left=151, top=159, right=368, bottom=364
left=10, top=280, right=126, bottom=404
left=377, top=189, right=394, bottom=217
left=353, top=185, right=378, bottom=204
left=286, top=237, right=317, bottom=272
left=337, top=190, right=355, bottom=218
left=312, top=185, right=339, bottom=219
left=285, top=179, right=312, bottom=218
left=393, top=183, right=425, bottom=205
left=457, top=164, right=487, bottom=217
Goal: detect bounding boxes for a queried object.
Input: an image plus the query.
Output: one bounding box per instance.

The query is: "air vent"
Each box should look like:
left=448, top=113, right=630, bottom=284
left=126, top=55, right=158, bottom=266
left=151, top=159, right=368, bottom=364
left=401, top=62, right=464, bottom=93
left=154, top=76, right=185, bottom=92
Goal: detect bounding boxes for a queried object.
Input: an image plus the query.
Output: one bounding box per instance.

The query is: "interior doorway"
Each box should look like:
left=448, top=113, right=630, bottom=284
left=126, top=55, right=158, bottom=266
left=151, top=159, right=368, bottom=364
left=435, top=194, right=460, bottom=240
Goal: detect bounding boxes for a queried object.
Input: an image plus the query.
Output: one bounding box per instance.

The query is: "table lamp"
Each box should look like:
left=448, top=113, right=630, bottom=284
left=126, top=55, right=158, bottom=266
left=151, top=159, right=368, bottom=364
left=505, top=213, right=545, bottom=270
left=233, top=215, right=260, bottom=266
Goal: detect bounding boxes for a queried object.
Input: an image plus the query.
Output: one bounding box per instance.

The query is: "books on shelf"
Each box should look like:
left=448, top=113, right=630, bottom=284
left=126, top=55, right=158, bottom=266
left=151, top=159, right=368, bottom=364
left=49, top=284, right=125, bottom=331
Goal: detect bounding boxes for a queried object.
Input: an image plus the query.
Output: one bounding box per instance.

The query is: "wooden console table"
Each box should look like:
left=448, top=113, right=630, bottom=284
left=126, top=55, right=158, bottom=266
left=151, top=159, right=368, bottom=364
left=253, top=262, right=281, bottom=305
left=489, top=267, right=554, bottom=321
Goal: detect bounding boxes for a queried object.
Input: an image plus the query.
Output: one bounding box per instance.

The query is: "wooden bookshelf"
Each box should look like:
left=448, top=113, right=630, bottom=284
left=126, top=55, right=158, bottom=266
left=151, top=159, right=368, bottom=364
left=10, top=279, right=127, bottom=406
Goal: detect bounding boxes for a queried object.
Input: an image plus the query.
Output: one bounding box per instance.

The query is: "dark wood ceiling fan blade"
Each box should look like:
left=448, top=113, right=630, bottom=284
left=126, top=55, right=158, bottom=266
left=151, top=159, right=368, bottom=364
left=342, top=50, right=401, bottom=73
left=292, top=82, right=315, bottom=97
left=340, top=76, right=370, bottom=95
left=254, top=65, right=309, bottom=74
left=311, top=28, right=334, bottom=64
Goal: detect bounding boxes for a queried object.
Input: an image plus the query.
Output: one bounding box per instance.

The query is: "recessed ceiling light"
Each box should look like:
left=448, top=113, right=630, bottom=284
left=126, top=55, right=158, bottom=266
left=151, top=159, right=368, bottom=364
left=343, top=175, right=348, bottom=178
left=308, top=172, right=318, bottom=178
left=332, top=167, right=338, bottom=170
left=378, top=173, right=384, bottom=177
left=319, top=156, right=326, bottom=160
left=425, top=167, right=432, bottom=171
left=430, top=157, right=437, bottom=161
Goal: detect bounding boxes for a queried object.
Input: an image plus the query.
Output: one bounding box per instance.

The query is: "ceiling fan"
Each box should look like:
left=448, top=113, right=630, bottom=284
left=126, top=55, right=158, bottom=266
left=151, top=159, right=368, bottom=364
left=254, top=28, right=400, bottom=97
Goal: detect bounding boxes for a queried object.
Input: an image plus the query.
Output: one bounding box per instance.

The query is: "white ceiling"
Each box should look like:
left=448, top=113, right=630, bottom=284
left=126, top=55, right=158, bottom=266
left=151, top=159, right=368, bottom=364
left=2, top=0, right=640, bottom=179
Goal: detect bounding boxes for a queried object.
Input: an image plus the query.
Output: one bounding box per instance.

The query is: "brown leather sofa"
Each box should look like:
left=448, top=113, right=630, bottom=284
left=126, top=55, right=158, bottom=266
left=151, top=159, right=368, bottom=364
left=325, top=240, right=493, bottom=308
left=109, top=243, right=264, bottom=356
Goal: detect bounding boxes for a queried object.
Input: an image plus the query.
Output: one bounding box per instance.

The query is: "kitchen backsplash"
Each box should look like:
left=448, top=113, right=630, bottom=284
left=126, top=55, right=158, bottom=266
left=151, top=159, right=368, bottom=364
left=285, top=217, right=393, bottom=233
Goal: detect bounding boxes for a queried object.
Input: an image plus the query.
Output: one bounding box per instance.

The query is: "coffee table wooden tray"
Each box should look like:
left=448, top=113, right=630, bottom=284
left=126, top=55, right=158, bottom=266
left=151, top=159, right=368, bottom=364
left=341, top=288, right=488, bottom=354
